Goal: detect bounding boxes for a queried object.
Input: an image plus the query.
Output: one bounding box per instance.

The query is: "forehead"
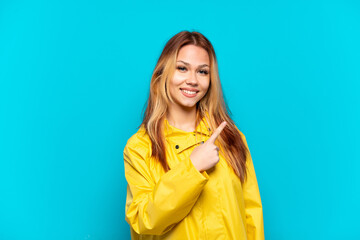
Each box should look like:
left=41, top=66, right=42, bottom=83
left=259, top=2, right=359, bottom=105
left=177, top=45, right=210, bottom=65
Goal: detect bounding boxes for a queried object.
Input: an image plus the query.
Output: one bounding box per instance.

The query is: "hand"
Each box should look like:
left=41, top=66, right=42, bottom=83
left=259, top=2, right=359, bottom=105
left=190, top=121, right=227, bottom=172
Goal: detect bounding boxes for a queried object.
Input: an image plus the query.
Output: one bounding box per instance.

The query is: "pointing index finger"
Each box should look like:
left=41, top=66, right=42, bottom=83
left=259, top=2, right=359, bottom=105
left=207, top=121, right=227, bottom=144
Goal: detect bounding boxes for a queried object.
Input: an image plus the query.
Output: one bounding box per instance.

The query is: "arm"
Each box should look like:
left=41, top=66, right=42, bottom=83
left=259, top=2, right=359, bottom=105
left=123, top=136, right=209, bottom=235
left=240, top=132, right=265, bottom=240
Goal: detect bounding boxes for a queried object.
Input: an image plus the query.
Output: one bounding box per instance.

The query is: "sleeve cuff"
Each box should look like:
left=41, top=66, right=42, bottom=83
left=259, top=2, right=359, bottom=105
left=186, top=157, right=209, bottom=181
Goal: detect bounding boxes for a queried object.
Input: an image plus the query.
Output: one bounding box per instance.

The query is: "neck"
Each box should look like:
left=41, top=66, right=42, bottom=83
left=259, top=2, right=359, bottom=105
left=167, top=103, right=197, bottom=132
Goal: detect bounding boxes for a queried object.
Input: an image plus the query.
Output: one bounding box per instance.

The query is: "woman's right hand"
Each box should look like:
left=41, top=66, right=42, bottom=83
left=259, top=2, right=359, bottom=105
left=190, top=121, right=227, bottom=172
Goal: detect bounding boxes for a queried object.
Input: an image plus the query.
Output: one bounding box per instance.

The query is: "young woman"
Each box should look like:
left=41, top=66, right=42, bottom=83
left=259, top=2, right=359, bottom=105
left=123, top=31, right=264, bottom=240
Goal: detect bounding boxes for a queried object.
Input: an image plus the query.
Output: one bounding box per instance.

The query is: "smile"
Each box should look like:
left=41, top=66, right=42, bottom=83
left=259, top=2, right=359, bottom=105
left=182, top=89, right=197, bottom=94
left=180, top=88, right=199, bottom=98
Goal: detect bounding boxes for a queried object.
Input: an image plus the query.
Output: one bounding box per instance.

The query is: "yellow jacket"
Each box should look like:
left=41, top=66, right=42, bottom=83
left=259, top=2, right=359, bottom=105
left=123, top=117, right=264, bottom=240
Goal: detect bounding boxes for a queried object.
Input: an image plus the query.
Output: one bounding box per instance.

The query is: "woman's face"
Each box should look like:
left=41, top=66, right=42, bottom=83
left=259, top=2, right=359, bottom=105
left=168, top=44, right=210, bottom=110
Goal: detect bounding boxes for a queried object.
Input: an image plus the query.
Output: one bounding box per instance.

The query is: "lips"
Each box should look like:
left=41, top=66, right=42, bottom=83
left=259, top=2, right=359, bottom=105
left=180, top=88, right=199, bottom=93
left=180, top=88, right=199, bottom=98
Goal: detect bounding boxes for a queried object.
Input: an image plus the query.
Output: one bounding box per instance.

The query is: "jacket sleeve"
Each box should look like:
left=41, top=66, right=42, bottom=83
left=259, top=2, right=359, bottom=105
left=123, top=136, right=209, bottom=235
left=240, top=132, right=265, bottom=240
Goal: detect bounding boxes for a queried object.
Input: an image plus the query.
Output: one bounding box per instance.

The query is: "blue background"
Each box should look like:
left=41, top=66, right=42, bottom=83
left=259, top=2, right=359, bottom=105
left=1, top=0, right=359, bottom=239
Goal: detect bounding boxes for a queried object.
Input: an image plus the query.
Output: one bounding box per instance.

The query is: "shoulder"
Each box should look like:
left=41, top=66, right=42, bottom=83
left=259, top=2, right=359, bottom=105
left=124, top=125, right=152, bottom=158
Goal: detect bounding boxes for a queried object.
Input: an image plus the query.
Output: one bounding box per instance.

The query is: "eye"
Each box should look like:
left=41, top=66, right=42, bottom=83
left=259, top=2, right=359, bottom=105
left=177, top=66, right=187, bottom=72
left=199, top=69, right=209, bottom=75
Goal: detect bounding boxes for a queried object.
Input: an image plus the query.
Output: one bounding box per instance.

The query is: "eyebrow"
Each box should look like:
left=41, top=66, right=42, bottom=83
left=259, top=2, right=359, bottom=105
left=176, top=60, right=209, bottom=68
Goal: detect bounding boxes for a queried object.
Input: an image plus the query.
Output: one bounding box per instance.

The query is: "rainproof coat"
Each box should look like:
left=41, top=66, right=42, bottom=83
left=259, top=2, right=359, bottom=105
left=123, top=117, right=264, bottom=240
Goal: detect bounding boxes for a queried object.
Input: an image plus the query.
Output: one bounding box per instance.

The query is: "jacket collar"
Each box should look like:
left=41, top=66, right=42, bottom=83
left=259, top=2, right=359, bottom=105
left=164, top=116, right=212, bottom=138
left=164, top=116, right=212, bottom=154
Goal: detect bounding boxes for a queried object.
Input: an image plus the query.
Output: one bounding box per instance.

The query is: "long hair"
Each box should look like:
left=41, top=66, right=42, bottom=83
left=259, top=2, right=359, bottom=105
left=141, top=30, right=249, bottom=182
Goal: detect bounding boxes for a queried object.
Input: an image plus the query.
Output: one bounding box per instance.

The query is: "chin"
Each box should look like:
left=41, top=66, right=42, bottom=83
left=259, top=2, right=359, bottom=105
left=181, top=100, right=200, bottom=109
left=173, top=99, right=196, bottom=109
left=172, top=93, right=203, bottom=109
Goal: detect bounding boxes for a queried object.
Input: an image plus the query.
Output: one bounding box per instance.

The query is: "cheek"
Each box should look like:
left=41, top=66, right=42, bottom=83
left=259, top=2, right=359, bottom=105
left=200, top=78, right=210, bottom=92
left=171, top=72, right=186, bottom=86
left=169, top=74, right=182, bottom=95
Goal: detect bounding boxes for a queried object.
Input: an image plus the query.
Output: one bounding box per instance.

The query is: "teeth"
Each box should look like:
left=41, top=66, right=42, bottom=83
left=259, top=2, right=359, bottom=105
left=182, top=89, right=197, bottom=95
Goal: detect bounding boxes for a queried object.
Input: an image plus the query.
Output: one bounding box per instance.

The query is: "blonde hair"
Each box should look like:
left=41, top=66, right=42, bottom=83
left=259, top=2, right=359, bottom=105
left=142, top=31, right=249, bottom=182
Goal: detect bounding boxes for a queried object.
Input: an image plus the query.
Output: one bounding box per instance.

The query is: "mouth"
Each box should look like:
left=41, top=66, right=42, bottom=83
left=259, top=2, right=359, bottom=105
left=180, top=88, right=199, bottom=98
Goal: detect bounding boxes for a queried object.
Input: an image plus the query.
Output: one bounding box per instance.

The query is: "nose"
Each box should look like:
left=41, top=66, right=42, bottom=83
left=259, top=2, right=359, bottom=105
left=185, top=71, right=198, bottom=86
